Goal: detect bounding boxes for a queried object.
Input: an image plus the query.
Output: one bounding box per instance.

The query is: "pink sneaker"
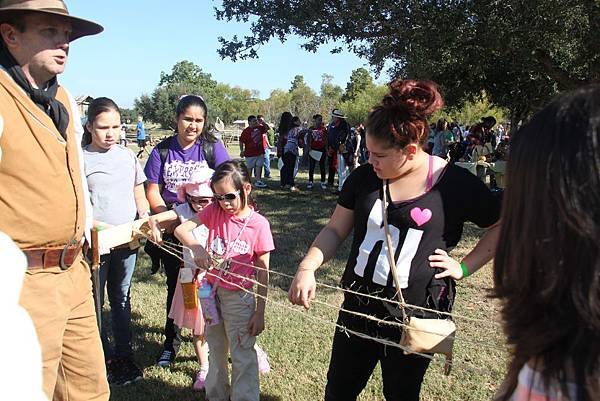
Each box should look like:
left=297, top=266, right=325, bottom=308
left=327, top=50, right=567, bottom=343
left=255, top=345, right=271, bottom=374
left=192, top=369, right=207, bottom=391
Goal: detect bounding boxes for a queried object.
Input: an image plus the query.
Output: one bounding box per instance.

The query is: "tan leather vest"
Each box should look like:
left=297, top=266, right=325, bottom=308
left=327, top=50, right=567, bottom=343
left=0, top=70, right=85, bottom=249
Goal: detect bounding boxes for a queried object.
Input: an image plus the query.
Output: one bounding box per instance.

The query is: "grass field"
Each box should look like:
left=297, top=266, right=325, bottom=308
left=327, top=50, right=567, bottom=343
left=109, top=149, right=508, bottom=401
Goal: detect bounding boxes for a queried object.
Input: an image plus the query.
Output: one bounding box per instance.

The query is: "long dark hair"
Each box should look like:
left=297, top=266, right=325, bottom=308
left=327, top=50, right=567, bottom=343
left=366, top=79, right=443, bottom=149
left=175, top=95, right=217, bottom=143
left=493, top=85, right=600, bottom=401
left=82, top=97, right=121, bottom=147
left=277, top=111, right=293, bottom=137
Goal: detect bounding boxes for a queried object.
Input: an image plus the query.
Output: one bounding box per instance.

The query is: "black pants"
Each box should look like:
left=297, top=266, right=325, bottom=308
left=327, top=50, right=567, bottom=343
left=324, top=324, right=431, bottom=401
left=161, top=235, right=182, bottom=353
left=308, top=151, right=326, bottom=183
left=281, top=152, right=297, bottom=187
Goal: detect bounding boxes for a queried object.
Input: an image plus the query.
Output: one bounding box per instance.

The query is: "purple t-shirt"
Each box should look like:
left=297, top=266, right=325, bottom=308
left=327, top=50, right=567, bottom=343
left=144, top=137, right=230, bottom=205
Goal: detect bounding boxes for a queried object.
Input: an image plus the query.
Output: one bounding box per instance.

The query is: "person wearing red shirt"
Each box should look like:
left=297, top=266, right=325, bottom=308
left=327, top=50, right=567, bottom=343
left=239, top=115, right=268, bottom=187
left=307, top=114, right=328, bottom=190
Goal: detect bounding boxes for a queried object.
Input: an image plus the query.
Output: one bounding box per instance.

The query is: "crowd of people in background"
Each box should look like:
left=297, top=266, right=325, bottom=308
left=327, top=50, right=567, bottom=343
left=236, top=107, right=509, bottom=195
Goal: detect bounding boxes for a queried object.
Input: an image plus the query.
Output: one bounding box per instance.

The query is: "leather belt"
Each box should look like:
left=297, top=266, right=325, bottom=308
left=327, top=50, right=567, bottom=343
left=23, top=239, right=83, bottom=270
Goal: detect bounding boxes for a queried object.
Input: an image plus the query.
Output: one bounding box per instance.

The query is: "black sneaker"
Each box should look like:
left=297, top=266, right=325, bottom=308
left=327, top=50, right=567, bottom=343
left=156, top=349, right=176, bottom=367
left=118, top=358, right=144, bottom=385
left=106, top=359, right=119, bottom=385
left=107, top=357, right=143, bottom=386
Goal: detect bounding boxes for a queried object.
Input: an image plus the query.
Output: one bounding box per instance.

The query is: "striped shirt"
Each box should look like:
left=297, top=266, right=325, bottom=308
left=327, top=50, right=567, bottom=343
left=509, top=363, right=578, bottom=401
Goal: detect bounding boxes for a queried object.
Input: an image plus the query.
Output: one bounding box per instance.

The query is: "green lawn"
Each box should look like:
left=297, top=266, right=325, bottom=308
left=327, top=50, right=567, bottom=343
left=112, top=147, right=508, bottom=400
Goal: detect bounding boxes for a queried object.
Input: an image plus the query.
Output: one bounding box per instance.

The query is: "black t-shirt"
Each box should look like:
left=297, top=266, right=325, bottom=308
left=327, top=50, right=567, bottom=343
left=336, top=163, right=500, bottom=338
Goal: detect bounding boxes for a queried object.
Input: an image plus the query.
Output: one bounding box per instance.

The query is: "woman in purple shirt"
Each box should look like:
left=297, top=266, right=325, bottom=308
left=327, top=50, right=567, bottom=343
left=144, top=95, right=230, bottom=367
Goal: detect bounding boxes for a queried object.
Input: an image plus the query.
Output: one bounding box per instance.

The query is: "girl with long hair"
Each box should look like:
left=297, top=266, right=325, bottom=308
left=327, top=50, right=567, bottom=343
left=493, top=85, right=600, bottom=401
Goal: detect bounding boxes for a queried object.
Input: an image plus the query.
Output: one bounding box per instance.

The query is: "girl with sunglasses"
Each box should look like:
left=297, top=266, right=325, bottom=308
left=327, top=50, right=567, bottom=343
left=148, top=167, right=214, bottom=391
left=175, top=160, right=275, bottom=401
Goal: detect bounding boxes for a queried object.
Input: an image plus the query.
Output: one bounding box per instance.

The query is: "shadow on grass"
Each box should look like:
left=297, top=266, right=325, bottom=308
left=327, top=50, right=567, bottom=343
left=252, top=180, right=351, bottom=291
left=105, top=309, right=283, bottom=401
left=109, top=376, right=283, bottom=401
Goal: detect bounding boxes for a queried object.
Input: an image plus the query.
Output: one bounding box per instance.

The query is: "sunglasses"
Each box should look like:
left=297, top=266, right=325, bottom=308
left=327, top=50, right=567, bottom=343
left=213, top=190, right=240, bottom=202
left=186, top=194, right=212, bottom=206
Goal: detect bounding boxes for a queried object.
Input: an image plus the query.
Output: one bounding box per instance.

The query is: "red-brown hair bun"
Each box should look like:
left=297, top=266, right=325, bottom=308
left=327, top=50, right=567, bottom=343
left=367, top=79, right=444, bottom=148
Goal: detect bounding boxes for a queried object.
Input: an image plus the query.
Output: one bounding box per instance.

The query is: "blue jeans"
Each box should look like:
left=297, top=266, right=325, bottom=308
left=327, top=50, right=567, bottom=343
left=263, top=148, right=271, bottom=178
left=99, top=247, right=138, bottom=359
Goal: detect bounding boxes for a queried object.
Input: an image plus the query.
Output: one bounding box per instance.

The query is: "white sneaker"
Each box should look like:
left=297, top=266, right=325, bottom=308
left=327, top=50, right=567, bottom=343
left=254, top=180, right=267, bottom=188
left=306, top=182, right=313, bottom=190
left=320, top=182, right=327, bottom=190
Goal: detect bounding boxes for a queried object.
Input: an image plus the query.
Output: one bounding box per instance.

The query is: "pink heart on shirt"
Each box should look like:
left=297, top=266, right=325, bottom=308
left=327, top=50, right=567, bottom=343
left=410, top=207, right=432, bottom=227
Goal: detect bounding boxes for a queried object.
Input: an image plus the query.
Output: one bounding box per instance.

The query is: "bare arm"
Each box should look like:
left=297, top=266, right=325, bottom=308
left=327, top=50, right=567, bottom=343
left=248, top=251, right=269, bottom=336
left=461, top=220, right=501, bottom=275
left=174, top=217, right=212, bottom=270
left=288, top=205, right=355, bottom=308
left=134, top=183, right=150, bottom=218
left=146, top=182, right=167, bottom=214
left=429, top=220, right=502, bottom=279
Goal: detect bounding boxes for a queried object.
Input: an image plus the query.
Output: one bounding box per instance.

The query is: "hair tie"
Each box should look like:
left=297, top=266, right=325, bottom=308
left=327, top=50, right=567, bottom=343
left=178, top=94, right=205, bottom=102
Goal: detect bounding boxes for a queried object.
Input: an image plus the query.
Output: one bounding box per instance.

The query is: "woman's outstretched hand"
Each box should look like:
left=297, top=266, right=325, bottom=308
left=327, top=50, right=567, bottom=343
left=288, top=269, right=317, bottom=309
left=428, top=248, right=464, bottom=280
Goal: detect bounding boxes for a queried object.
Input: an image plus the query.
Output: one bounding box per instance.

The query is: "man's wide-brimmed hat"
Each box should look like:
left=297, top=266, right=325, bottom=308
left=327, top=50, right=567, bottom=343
left=331, top=108, right=346, bottom=119
left=0, top=0, right=103, bottom=41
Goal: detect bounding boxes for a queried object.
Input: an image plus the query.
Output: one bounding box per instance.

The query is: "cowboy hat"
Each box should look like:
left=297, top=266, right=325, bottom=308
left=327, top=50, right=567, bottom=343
left=0, top=0, right=103, bottom=41
left=331, top=108, right=346, bottom=119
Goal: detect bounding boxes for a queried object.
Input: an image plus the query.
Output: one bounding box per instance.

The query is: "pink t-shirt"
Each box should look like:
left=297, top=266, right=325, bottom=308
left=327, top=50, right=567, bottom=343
left=199, top=203, right=275, bottom=290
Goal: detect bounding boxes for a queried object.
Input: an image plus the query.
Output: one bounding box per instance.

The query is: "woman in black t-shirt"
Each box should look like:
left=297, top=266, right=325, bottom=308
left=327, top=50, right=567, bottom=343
left=289, top=79, right=501, bottom=401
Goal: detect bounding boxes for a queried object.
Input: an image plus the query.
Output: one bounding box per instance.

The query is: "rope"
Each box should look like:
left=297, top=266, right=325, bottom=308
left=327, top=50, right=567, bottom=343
left=200, top=267, right=500, bottom=376
left=136, top=230, right=506, bottom=351
left=209, top=263, right=504, bottom=350
left=149, top=230, right=500, bottom=326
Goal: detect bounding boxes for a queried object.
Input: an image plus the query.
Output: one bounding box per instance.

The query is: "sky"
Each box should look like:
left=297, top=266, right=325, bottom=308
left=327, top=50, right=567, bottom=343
left=60, top=1, right=382, bottom=109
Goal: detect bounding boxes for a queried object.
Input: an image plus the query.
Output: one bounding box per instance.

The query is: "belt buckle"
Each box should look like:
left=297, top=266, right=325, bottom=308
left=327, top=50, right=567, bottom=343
left=60, top=238, right=79, bottom=270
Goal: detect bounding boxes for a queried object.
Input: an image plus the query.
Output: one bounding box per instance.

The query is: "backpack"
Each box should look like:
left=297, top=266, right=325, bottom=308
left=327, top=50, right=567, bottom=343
left=156, top=135, right=216, bottom=169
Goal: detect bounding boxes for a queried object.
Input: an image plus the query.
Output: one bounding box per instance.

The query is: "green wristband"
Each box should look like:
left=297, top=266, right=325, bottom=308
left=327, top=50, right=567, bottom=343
left=460, top=262, right=470, bottom=278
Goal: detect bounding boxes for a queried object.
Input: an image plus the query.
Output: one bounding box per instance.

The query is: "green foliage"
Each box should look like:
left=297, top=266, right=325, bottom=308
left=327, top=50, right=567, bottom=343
left=289, top=75, right=307, bottom=93
left=432, top=92, right=508, bottom=126
left=288, top=75, right=320, bottom=122
left=215, top=0, right=600, bottom=122
left=120, top=108, right=137, bottom=124
left=342, top=68, right=375, bottom=102
left=319, top=74, right=343, bottom=117
left=258, top=89, right=291, bottom=126
left=339, top=84, right=388, bottom=126
left=266, top=128, right=275, bottom=146
left=134, top=61, right=260, bottom=128
left=212, top=83, right=259, bottom=124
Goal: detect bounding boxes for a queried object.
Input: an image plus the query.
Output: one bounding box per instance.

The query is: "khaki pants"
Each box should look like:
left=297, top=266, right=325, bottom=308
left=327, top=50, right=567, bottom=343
left=206, top=287, right=258, bottom=401
left=19, top=258, right=109, bottom=401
